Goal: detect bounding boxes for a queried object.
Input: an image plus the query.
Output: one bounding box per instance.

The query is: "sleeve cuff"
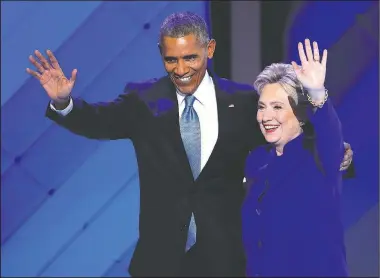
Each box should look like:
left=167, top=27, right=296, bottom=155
left=49, top=98, right=73, bottom=116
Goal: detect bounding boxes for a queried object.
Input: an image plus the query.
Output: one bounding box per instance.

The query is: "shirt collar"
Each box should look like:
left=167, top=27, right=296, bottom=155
left=176, top=70, right=214, bottom=107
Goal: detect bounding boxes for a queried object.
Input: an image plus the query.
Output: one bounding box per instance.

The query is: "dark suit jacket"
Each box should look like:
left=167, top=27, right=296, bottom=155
left=45, top=72, right=265, bottom=276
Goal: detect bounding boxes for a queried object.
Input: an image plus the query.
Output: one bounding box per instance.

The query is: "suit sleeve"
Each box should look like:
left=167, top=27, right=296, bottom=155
left=45, top=86, right=145, bottom=140
left=307, top=98, right=345, bottom=176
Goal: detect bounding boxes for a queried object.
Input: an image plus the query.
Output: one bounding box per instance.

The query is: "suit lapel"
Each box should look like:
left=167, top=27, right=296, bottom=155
left=151, top=74, right=237, bottom=182
left=152, top=76, right=195, bottom=181
left=197, top=75, right=235, bottom=181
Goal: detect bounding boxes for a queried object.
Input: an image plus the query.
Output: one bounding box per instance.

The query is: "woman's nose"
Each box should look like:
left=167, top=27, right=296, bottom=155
left=262, top=110, right=274, bottom=121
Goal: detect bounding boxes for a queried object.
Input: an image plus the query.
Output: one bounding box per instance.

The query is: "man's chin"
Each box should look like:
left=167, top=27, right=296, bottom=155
left=176, top=84, right=198, bottom=95
left=179, top=89, right=195, bottom=95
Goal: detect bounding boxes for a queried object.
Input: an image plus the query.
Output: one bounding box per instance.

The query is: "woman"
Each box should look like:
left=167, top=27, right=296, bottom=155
left=242, top=39, right=348, bottom=277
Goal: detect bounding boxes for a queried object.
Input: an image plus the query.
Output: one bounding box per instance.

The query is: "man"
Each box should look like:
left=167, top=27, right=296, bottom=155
left=26, top=12, right=353, bottom=277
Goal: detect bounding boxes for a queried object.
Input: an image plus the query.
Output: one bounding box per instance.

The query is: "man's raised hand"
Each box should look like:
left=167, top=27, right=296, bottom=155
left=26, top=50, right=77, bottom=104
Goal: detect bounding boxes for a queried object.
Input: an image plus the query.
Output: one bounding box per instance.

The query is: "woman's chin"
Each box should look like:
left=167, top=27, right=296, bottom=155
left=264, top=134, right=280, bottom=144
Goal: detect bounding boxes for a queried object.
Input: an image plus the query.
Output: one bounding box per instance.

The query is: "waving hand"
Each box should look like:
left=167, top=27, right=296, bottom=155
left=291, top=39, right=327, bottom=92
left=26, top=50, right=77, bottom=103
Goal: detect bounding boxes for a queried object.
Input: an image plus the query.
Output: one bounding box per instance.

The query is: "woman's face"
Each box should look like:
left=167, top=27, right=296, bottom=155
left=257, top=83, right=302, bottom=153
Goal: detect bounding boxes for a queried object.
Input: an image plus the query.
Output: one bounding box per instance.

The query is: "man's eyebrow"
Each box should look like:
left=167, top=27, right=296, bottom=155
left=183, top=54, right=198, bottom=58
left=164, top=54, right=198, bottom=59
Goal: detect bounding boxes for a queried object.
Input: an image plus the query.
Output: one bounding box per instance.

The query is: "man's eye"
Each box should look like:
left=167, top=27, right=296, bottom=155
left=165, top=58, right=176, bottom=63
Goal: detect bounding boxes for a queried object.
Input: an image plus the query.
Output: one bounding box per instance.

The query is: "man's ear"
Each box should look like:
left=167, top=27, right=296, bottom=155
left=207, top=39, right=216, bottom=59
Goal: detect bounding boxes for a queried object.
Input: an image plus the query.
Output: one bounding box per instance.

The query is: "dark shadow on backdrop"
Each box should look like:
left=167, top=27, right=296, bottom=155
left=260, top=1, right=294, bottom=68
left=209, top=0, right=231, bottom=79
left=210, top=1, right=294, bottom=78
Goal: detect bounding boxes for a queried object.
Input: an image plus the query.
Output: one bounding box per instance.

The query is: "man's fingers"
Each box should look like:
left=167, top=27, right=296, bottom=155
left=29, top=55, right=45, bottom=73
left=70, top=69, right=78, bottom=84
left=343, top=142, right=351, bottom=149
left=344, top=143, right=353, bottom=158
left=345, top=152, right=353, bottom=165
left=341, top=161, right=350, bottom=169
left=340, top=157, right=351, bottom=168
left=343, top=142, right=353, bottom=158
left=34, top=50, right=51, bottom=70
left=343, top=154, right=350, bottom=165
left=346, top=148, right=353, bottom=157
left=340, top=149, right=353, bottom=170
left=340, top=165, right=348, bottom=171
left=26, top=68, right=41, bottom=79
left=47, top=50, right=61, bottom=70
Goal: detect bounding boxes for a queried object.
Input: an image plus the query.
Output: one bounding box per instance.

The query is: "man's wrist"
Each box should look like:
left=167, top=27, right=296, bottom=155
left=52, top=97, right=71, bottom=110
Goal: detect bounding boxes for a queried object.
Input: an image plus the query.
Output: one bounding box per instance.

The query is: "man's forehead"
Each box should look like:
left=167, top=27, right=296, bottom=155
left=166, top=35, right=193, bottom=45
left=162, top=35, right=203, bottom=48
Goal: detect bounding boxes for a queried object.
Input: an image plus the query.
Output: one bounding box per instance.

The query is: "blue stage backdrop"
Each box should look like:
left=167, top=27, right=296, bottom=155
left=1, top=1, right=209, bottom=277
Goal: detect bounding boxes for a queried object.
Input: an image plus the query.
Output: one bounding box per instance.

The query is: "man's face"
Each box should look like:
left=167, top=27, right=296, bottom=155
left=159, top=34, right=216, bottom=94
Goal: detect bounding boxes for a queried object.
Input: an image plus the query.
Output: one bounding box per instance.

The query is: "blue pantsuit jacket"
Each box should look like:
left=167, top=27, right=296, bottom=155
left=242, top=99, right=348, bottom=277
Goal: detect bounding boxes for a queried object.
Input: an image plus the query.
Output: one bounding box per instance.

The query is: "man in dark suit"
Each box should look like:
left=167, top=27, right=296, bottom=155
left=26, top=12, right=353, bottom=277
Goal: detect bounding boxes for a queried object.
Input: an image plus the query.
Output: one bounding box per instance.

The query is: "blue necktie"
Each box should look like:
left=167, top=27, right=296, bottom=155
left=180, top=95, right=201, bottom=252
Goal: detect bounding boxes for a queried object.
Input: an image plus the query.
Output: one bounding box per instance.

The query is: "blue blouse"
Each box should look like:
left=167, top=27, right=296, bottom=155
left=242, top=99, right=348, bottom=277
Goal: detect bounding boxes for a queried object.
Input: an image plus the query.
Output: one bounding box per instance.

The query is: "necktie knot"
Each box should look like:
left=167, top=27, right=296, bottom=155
left=184, top=95, right=196, bottom=108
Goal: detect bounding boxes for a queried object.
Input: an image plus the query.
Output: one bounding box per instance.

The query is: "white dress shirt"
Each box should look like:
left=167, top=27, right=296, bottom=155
left=176, top=71, right=218, bottom=170
left=50, top=71, right=219, bottom=171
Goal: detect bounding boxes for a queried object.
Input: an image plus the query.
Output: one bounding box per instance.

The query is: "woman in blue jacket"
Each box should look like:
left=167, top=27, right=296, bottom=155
left=242, top=39, right=348, bottom=277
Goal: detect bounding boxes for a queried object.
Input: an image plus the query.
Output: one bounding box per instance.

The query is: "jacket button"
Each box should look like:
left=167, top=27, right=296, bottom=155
left=256, top=208, right=261, bottom=215
left=181, top=224, right=188, bottom=231
left=258, top=240, right=262, bottom=248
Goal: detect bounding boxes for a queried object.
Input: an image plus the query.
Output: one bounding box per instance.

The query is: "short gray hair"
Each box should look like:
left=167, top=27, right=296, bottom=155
left=254, top=63, right=308, bottom=106
left=159, top=12, right=210, bottom=46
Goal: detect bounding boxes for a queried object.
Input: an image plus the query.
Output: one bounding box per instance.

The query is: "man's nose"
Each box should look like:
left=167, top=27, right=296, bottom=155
left=174, top=60, right=189, bottom=76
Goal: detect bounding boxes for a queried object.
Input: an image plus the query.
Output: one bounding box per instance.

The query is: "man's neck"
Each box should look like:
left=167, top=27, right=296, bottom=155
left=176, top=70, right=210, bottom=96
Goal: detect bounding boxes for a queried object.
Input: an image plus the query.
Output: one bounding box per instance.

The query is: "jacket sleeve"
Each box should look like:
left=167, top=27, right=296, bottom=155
left=45, top=84, right=146, bottom=140
left=307, top=98, right=345, bottom=176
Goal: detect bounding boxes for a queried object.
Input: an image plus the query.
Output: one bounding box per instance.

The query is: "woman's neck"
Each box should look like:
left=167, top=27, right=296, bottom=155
left=275, top=147, right=284, bottom=156
left=274, top=130, right=303, bottom=156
